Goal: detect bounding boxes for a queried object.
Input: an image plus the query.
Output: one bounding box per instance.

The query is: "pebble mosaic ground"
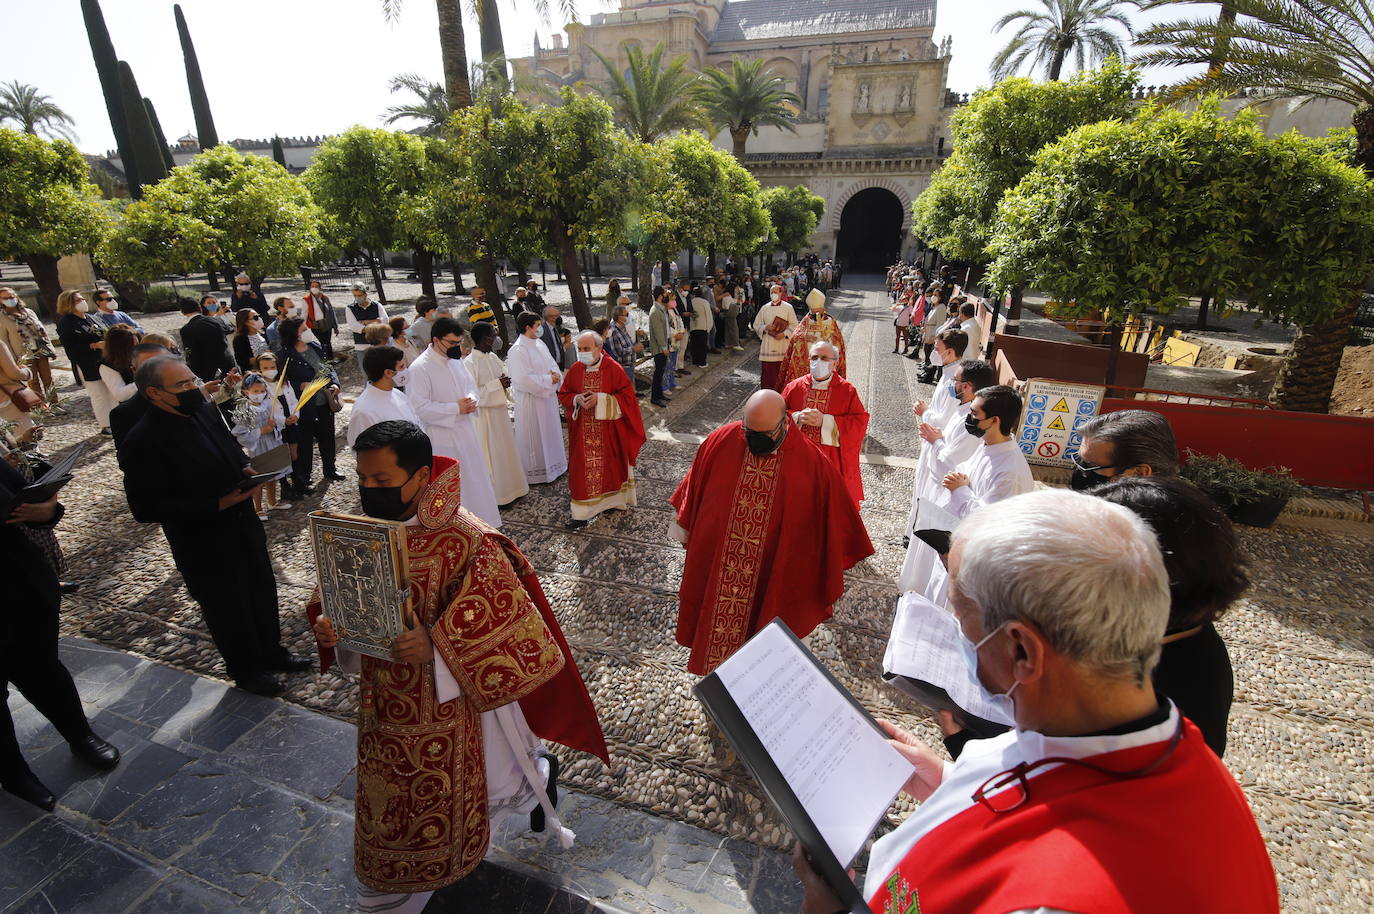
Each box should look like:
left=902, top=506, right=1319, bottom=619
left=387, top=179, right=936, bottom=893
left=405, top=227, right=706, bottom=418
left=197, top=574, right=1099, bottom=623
left=21, top=278, right=1374, bottom=912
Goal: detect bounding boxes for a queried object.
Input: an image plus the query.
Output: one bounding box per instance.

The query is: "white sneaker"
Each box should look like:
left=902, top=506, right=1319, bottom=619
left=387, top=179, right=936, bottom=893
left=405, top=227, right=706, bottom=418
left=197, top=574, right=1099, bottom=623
left=269, top=501, right=292, bottom=511
left=257, top=513, right=270, bottom=521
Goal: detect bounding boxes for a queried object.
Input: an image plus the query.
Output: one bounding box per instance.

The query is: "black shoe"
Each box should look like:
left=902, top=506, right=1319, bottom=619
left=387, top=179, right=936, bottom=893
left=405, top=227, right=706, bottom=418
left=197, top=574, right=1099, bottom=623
left=530, top=753, right=560, bottom=833
left=905, top=351, right=920, bottom=360
left=651, top=399, right=669, bottom=408
left=323, top=471, right=346, bottom=482
left=69, top=734, right=120, bottom=771
left=892, top=348, right=900, bottom=354
left=565, top=519, right=588, bottom=530
left=58, top=581, right=81, bottom=594
left=1, top=770, right=56, bottom=811
left=298, top=483, right=316, bottom=495
left=234, top=672, right=284, bottom=697
left=266, top=654, right=314, bottom=674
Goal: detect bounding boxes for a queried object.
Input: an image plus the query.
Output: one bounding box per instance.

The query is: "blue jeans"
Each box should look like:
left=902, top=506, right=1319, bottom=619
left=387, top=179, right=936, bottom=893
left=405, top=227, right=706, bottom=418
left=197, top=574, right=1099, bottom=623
left=666, top=351, right=679, bottom=390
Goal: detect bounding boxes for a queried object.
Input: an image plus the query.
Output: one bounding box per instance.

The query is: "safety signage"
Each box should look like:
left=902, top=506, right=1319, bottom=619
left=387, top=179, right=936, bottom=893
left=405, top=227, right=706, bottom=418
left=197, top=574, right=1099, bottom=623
left=1018, top=378, right=1106, bottom=468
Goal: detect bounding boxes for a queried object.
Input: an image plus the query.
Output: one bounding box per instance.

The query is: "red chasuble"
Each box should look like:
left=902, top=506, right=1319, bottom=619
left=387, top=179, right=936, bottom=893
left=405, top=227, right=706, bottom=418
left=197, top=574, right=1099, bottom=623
left=670, top=418, right=874, bottom=675
left=869, top=719, right=1279, bottom=914
left=776, top=313, right=847, bottom=389
left=557, top=356, right=647, bottom=513
left=307, top=457, right=608, bottom=894
left=781, top=373, right=869, bottom=505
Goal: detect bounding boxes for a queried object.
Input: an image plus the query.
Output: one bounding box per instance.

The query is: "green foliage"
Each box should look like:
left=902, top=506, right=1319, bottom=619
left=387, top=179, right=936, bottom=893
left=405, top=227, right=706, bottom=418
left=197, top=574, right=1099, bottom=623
left=1180, top=449, right=1300, bottom=508
left=174, top=4, right=218, bottom=148
left=0, top=81, right=77, bottom=141
left=991, top=0, right=1134, bottom=82
left=383, top=73, right=453, bottom=137
left=696, top=57, right=799, bottom=158
left=117, top=61, right=167, bottom=197
left=0, top=130, right=110, bottom=261
left=912, top=61, right=1137, bottom=262
left=142, top=284, right=184, bottom=312
left=591, top=43, right=706, bottom=142
left=637, top=133, right=770, bottom=262
left=101, top=145, right=324, bottom=282
left=758, top=185, right=825, bottom=255
left=305, top=127, right=430, bottom=256
left=986, top=99, right=1374, bottom=327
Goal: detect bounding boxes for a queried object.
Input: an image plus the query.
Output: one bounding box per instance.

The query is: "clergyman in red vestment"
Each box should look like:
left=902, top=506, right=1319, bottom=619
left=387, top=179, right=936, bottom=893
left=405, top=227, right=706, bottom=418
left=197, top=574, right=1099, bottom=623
left=558, top=331, right=647, bottom=528
left=776, top=288, right=847, bottom=390
left=308, top=421, right=609, bottom=914
left=670, top=390, right=874, bottom=675
left=781, top=339, right=869, bottom=506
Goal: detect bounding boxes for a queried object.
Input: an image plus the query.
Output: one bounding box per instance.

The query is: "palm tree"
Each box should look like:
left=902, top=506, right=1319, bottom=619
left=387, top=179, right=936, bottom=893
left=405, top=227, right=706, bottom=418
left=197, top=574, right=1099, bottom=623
left=991, top=0, right=1134, bottom=81
left=591, top=43, right=706, bottom=142
left=696, top=57, right=801, bottom=161
left=1135, top=0, right=1374, bottom=412
left=382, top=0, right=472, bottom=109
left=383, top=73, right=453, bottom=135
left=0, top=81, right=77, bottom=140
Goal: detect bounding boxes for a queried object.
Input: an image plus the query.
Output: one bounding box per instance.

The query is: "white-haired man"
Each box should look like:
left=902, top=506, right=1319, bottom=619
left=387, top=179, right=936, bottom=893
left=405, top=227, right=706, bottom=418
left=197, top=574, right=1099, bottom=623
left=752, top=283, right=798, bottom=391
left=779, top=340, right=869, bottom=507
left=557, top=330, right=646, bottom=529
left=795, top=490, right=1279, bottom=914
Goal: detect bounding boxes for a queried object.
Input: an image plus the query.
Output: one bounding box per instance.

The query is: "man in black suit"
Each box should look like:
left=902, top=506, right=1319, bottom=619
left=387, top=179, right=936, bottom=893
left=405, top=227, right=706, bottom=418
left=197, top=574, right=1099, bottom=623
left=539, top=305, right=565, bottom=368
left=118, top=356, right=309, bottom=695
left=0, top=456, right=121, bottom=810
left=178, top=298, right=234, bottom=382
left=109, top=342, right=170, bottom=447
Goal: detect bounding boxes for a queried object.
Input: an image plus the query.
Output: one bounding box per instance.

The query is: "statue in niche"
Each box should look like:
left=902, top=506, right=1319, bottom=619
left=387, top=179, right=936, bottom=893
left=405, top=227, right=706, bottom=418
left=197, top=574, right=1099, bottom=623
left=899, top=84, right=912, bottom=108
left=898, top=48, right=911, bottom=61
left=857, top=82, right=871, bottom=111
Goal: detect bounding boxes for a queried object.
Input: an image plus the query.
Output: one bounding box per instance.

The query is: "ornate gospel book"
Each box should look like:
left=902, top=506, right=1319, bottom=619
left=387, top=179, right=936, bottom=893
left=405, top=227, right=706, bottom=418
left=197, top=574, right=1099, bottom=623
left=308, top=511, right=411, bottom=660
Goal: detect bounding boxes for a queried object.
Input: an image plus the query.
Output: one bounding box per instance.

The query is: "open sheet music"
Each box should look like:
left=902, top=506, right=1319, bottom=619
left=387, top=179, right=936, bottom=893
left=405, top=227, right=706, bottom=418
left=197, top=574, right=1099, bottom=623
left=695, top=621, right=913, bottom=913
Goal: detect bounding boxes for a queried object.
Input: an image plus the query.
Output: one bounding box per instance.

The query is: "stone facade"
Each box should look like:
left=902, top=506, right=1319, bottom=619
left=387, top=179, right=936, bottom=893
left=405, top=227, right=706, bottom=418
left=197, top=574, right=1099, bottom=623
left=510, top=0, right=954, bottom=267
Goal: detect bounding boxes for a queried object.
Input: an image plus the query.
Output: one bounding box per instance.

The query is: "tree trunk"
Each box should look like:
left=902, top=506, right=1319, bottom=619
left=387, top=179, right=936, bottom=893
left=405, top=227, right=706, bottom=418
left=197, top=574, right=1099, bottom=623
left=1208, top=3, right=1237, bottom=75
left=477, top=0, right=507, bottom=89
left=637, top=252, right=655, bottom=309
left=25, top=254, right=62, bottom=319
left=731, top=128, right=749, bottom=162
left=687, top=249, right=695, bottom=280
left=581, top=249, right=592, bottom=299
left=628, top=247, right=639, bottom=295
left=368, top=251, right=387, bottom=306
left=475, top=252, right=508, bottom=345
left=516, top=263, right=529, bottom=287
left=1048, top=44, right=1067, bottom=81
left=452, top=259, right=468, bottom=294
left=414, top=248, right=436, bottom=301
left=707, top=245, right=716, bottom=277
left=552, top=217, right=592, bottom=329
left=1196, top=294, right=1211, bottom=331
left=435, top=0, right=472, bottom=110
left=206, top=269, right=219, bottom=291
left=1273, top=296, right=1358, bottom=412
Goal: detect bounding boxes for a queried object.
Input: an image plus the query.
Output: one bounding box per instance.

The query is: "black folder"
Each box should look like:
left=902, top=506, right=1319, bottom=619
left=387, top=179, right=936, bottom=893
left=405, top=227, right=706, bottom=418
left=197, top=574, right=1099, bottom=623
left=0, top=444, right=86, bottom=520
left=694, top=621, right=905, bottom=914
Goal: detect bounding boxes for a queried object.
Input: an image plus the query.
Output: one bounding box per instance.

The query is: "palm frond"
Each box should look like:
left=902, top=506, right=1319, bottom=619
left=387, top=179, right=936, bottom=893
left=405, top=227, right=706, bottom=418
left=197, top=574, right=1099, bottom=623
left=0, top=80, right=78, bottom=141
left=591, top=42, right=705, bottom=142
left=990, top=0, right=1136, bottom=80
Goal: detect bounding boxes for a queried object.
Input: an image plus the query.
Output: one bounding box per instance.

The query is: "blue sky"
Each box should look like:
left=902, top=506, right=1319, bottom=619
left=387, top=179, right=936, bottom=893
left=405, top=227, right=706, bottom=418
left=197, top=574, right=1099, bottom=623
left=5, top=0, right=1198, bottom=155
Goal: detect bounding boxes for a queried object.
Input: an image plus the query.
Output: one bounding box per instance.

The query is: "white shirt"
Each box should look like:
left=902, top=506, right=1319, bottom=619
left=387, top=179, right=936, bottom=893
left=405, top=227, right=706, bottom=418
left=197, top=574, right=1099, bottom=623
left=347, top=383, right=420, bottom=446
left=959, top=317, right=983, bottom=358
left=945, top=438, right=1035, bottom=519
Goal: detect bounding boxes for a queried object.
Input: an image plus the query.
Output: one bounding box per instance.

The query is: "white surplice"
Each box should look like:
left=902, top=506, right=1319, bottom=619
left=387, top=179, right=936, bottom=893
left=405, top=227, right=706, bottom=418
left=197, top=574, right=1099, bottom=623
left=507, top=335, right=567, bottom=485
left=463, top=350, right=530, bottom=505
left=346, top=383, right=421, bottom=447
left=405, top=347, right=503, bottom=528
left=897, top=399, right=980, bottom=593
left=944, top=438, right=1035, bottom=520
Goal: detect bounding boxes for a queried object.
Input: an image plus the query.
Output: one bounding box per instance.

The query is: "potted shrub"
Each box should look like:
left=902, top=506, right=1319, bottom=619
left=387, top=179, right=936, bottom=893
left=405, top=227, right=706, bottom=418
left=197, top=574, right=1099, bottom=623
left=1180, top=450, right=1301, bottom=528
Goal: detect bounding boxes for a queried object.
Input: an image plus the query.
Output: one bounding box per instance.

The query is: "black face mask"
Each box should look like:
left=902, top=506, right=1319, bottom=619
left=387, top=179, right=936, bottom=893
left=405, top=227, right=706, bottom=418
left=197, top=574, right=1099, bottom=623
left=169, top=387, right=207, bottom=416
left=1070, top=466, right=1112, bottom=491
left=359, top=470, right=418, bottom=520
left=745, top=419, right=785, bottom=456
left=964, top=413, right=988, bottom=438
left=445, top=343, right=465, bottom=361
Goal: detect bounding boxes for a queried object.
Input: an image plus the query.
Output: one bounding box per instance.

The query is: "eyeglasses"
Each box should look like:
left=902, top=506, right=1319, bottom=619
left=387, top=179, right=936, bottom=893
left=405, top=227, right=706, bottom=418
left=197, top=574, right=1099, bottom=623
left=971, top=716, right=1184, bottom=814
left=1070, top=452, right=1116, bottom=474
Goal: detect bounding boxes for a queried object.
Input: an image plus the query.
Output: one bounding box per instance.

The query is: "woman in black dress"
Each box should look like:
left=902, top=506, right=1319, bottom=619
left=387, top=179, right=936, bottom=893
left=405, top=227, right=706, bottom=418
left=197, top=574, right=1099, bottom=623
left=274, top=318, right=341, bottom=498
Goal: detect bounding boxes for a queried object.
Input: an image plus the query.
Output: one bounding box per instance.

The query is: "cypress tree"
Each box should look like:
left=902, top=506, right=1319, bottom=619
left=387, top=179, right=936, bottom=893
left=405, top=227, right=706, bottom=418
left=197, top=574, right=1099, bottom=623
left=271, top=136, right=287, bottom=167
left=118, top=61, right=168, bottom=197
left=174, top=4, right=219, bottom=148
left=81, top=0, right=138, bottom=192
left=143, top=97, right=176, bottom=171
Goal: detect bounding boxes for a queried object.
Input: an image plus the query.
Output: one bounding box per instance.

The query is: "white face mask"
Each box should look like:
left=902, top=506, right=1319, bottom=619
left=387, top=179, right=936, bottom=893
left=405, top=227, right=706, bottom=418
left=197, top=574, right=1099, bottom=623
left=75, top=301, right=89, bottom=314
left=957, top=623, right=1020, bottom=722
left=301, top=329, right=319, bottom=345
left=237, top=284, right=250, bottom=291
left=770, top=293, right=781, bottom=303
left=261, top=368, right=278, bottom=379
left=248, top=392, right=267, bottom=404
left=809, top=357, right=833, bottom=381
left=0, top=297, right=17, bottom=308
left=577, top=350, right=598, bottom=366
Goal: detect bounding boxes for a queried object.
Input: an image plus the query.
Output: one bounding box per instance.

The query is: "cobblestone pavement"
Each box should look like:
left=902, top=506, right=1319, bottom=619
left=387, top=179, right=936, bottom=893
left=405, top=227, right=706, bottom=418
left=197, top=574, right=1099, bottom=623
left=16, top=276, right=1374, bottom=913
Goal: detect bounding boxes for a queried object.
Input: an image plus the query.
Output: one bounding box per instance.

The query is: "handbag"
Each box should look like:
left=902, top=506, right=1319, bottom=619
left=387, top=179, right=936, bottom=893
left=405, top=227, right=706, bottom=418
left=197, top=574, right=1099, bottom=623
left=326, top=386, right=343, bottom=413
left=0, top=379, right=41, bottom=413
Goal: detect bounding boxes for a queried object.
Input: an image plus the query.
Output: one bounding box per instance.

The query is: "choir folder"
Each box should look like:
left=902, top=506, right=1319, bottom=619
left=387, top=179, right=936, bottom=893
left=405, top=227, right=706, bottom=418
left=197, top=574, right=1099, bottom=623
left=694, top=621, right=914, bottom=914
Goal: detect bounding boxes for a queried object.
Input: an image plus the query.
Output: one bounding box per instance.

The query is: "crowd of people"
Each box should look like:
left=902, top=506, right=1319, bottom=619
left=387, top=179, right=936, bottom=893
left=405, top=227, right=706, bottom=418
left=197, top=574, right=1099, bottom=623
left=0, top=256, right=1277, bottom=913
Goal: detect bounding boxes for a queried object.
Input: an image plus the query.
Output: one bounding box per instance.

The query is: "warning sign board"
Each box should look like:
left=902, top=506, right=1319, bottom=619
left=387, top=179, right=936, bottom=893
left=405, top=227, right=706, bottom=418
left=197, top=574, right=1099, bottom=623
left=1018, top=378, right=1106, bottom=468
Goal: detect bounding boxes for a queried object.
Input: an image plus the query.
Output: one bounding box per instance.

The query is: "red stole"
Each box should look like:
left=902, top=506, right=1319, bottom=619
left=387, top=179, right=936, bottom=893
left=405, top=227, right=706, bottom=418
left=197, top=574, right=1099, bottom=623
left=670, top=419, right=874, bottom=674
left=557, top=357, right=646, bottom=500
left=869, top=719, right=1278, bottom=914
left=781, top=373, right=869, bottom=505
left=777, top=313, right=847, bottom=389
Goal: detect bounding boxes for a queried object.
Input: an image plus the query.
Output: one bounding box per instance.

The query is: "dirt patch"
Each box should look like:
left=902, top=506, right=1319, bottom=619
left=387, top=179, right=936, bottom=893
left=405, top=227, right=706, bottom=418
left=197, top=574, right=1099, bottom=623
left=1330, top=345, right=1374, bottom=417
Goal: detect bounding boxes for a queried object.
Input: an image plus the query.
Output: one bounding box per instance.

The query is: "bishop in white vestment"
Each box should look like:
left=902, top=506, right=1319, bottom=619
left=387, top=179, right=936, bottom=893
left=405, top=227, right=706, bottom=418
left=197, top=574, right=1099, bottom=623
left=508, top=316, right=568, bottom=485
left=404, top=325, right=503, bottom=528
left=464, top=325, right=530, bottom=505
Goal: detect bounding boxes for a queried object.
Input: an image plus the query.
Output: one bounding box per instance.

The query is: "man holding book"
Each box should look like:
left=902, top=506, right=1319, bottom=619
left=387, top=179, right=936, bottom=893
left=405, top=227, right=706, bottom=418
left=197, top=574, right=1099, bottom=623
left=752, top=284, right=799, bottom=391
left=670, top=390, right=873, bottom=675
left=794, top=490, right=1279, bottom=914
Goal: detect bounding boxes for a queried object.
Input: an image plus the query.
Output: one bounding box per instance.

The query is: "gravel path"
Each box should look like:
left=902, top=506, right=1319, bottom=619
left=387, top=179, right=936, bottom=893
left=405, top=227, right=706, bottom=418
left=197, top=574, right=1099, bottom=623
left=18, top=277, right=1373, bottom=913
